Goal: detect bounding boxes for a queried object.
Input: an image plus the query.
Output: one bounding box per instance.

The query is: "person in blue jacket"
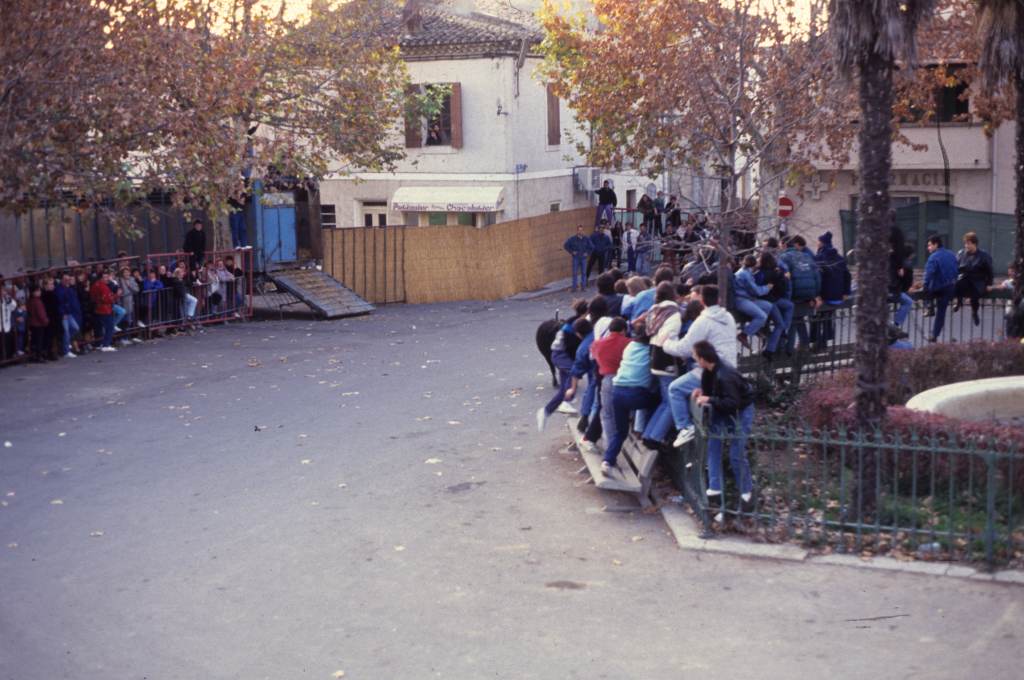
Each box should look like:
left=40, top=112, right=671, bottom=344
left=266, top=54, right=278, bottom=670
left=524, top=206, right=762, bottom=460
left=563, top=225, right=593, bottom=291
left=811, top=231, right=851, bottom=350
left=55, top=272, right=82, bottom=358
left=916, top=234, right=959, bottom=342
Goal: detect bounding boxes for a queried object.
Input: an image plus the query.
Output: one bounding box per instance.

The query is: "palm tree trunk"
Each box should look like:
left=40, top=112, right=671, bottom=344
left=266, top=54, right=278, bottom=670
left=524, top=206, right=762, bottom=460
left=854, top=50, right=894, bottom=426
left=1014, top=63, right=1024, bottom=306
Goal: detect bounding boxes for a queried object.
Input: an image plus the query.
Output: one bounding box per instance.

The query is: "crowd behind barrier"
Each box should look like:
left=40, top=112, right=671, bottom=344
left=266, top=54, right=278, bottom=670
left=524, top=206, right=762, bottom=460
left=1, top=248, right=254, bottom=366
left=545, top=214, right=1022, bottom=562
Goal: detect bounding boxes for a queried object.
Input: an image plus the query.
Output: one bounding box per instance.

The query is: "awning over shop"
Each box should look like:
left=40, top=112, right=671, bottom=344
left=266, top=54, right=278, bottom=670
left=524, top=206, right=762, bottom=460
left=390, top=186, right=506, bottom=213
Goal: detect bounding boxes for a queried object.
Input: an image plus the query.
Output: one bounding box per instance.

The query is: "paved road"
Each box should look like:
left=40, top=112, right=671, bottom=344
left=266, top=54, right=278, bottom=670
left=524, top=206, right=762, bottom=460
left=1, top=296, right=1021, bottom=680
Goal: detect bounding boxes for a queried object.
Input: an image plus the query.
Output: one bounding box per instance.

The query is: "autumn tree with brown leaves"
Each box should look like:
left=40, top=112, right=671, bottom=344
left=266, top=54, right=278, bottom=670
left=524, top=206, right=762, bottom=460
left=1, top=0, right=408, bottom=222
left=538, top=0, right=856, bottom=289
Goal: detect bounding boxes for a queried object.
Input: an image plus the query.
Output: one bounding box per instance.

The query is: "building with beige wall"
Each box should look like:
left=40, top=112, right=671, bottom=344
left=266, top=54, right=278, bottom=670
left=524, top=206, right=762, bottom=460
left=318, top=1, right=595, bottom=231
left=781, top=118, right=1017, bottom=263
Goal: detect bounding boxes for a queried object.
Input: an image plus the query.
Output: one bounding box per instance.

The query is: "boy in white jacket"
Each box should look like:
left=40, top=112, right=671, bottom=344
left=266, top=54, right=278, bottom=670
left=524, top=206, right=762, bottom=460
left=662, top=284, right=738, bottom=446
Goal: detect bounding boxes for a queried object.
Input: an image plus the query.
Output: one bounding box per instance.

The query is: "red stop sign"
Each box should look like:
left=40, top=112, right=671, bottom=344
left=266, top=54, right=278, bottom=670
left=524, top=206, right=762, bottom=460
left=778, top=196, right=795, bottom=218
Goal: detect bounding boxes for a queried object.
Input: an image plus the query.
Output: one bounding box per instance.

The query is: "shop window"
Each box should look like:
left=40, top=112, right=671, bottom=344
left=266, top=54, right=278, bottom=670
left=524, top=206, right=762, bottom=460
left=457, top=212, right=475, bottom=226
left=428, top=212, right=447, bottom=226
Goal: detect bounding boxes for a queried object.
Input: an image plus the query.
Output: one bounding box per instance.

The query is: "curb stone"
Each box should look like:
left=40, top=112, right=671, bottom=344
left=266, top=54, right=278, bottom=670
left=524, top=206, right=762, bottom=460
left=657, top=493, right=1022, bottom=584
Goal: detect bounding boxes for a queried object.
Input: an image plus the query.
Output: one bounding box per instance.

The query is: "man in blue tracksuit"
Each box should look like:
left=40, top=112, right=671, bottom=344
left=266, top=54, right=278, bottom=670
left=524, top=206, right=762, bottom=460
left=918, top=234, right=959, bottom=341
left=586, top=223, right=613, bottom=282
left=563, top=225, right=593, bottom=291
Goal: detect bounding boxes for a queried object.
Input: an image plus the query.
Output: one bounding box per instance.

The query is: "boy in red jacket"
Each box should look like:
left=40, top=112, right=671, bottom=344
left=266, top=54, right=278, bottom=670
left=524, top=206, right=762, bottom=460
left=588, top=316, right=631, bottom=447
left=90, top=271, right=117, bottom=352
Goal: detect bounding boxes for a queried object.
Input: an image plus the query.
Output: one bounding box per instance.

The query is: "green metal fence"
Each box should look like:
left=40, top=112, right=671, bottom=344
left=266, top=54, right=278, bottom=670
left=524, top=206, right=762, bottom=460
left=736, top=291, right=1015, bottom=404
left=668, top=415, right=1024, bottom=569
left=840, top=201, right=1017, bottom=274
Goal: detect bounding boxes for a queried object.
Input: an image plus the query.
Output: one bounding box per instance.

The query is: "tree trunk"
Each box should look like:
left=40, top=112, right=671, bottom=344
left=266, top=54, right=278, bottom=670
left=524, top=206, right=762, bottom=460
left=853, top=51, right=895, bottom=427
left=1014, top=63, right=1024, bottom=306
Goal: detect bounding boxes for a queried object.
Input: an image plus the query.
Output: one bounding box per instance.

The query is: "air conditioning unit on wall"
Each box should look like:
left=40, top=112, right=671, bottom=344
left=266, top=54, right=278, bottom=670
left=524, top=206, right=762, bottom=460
left=574, top=167, right=600, bottom=193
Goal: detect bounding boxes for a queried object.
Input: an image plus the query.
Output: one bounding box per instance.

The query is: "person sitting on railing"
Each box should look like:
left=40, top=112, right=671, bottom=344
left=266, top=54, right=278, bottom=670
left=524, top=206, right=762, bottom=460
left=755, top=250, right=793, bottom=360
left=811, top=231, right=851, bottom=351
left=779, top=235, right=821, bottom=354
left=622, top=266, right=672, bottom=322
left=911, top=235, right=958, bottom=342
left=638, top=282, right=683, bottom=450
left=953, top=231, right=994, bottom=327
left=691, top=339, right=756, bottom=513
left=733, top=254, right=782, bottom=354
left=170, top=268, right=198, bottom=328
left=662, top=284, right=739, bottom=449
left=887, top=226, right=914, bottom=339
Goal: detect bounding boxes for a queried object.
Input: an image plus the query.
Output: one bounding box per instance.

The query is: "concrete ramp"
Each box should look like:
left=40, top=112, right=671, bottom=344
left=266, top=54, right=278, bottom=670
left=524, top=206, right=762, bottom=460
left=266, top=269, right=374, bottom=319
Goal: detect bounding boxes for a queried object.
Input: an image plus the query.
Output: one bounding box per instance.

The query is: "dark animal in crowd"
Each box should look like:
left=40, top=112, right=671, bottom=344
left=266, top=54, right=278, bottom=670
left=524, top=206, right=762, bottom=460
left=536, top=316, right=561, bottom=387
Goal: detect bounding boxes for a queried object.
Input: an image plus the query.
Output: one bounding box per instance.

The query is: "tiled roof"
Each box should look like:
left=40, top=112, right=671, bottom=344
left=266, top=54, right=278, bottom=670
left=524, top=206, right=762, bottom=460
left=399, top=4, right=541, bottom=57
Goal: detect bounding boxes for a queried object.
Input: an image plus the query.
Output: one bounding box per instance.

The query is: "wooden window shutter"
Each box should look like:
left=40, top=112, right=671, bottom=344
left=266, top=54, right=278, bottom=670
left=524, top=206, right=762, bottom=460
left=546, top=84, right=560, bottom=146
left=404, top=84, right=422, bottom=148
left=449, top=82, right=463, bottom=149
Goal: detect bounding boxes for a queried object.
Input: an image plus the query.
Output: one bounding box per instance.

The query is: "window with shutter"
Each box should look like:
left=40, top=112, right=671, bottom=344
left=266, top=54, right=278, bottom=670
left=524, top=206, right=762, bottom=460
left=404, top=84, right=422, bottom=148
left=546, top=84, right=560, bottom=146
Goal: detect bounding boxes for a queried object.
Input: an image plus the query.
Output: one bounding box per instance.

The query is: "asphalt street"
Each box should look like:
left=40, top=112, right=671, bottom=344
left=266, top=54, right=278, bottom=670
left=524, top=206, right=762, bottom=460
left=1, top=295, right=1021, bottom=680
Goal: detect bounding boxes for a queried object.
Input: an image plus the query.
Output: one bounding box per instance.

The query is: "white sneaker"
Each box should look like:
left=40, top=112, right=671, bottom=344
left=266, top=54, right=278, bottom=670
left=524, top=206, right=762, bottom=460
left=99, top=346, right=117, bottom=352
left=536, top=407, right=547, bottom=432
left=556, top=401, right=579, bottom=415
left=119, top=339, right=130, bottom=347
left=136, top=320, right=146, bottom=328
left=600, top=461, right=616, bottom=476
left=114, top=326, right=123, bottom=332
left=63, top=352, right=77, bottom=358
left=672, top=426, right=696, bottom=448
left=131, top=337, right=143, bottom=344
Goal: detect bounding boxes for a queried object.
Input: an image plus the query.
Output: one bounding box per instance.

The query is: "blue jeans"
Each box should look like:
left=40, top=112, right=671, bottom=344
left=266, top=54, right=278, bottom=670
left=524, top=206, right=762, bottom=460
left=785, top=301, right=813, bottom=353
left=581, top=370, right=598, bottom=418
left=735, top=297, right=771, bottom=337
left=626, top=247, right=636, bottom=273
left=544, top=368, right=572, bottom=416
left=606, top=385, right=660, bottom=465
left=230, top=211, right=247, bottom=248
left=112, top=304, right=126, bottom=329
left=571, top=256, right=586, bottom=290
left=98, top=314, right=114, bottom=348
left=668, top=367, right=703, bottom=430
left=61, top=315, right=80, bottom=355
left=595, top=204, right=614, bottom=226
left=929, top=284, right=955, bottom=339
left=599, top=375, right=616, bottom=445
left=773, top=298, right=794, bottom=337
left=642, top=374, right=676, bottom=444
left=892, top=292, right=913, bottom=327
left=707, top=404, right=755, bottom=495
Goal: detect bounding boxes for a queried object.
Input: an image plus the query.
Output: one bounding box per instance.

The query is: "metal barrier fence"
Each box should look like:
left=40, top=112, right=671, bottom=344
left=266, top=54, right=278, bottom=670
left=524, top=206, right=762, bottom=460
left=677, top=416, right=1024, bottom=569
left=735, top=292, right=1014, bottom=400
left=1, top=248, right=253, bottom=366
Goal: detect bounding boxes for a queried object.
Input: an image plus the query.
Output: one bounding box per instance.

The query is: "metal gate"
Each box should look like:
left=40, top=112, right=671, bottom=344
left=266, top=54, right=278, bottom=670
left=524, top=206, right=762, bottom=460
left=322, top=226, right=406, bottom=304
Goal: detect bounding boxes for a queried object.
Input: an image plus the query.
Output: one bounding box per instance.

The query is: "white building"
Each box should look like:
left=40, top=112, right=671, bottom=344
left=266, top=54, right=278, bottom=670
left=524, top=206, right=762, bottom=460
left=318, top=0, right=596, bottom=229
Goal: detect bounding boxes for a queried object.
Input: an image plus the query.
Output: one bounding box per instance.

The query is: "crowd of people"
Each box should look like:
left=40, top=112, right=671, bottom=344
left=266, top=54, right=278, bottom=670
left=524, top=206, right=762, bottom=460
left=545, top=217, right=1016, bottom=511
left=1, top=244, right=248, bottom=364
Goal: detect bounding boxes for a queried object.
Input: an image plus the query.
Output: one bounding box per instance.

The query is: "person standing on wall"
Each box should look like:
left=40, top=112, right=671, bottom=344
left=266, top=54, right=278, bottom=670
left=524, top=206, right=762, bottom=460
left=594, top=180, right=617, bottom=226
left=183, top=219, right=207, bottom=271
